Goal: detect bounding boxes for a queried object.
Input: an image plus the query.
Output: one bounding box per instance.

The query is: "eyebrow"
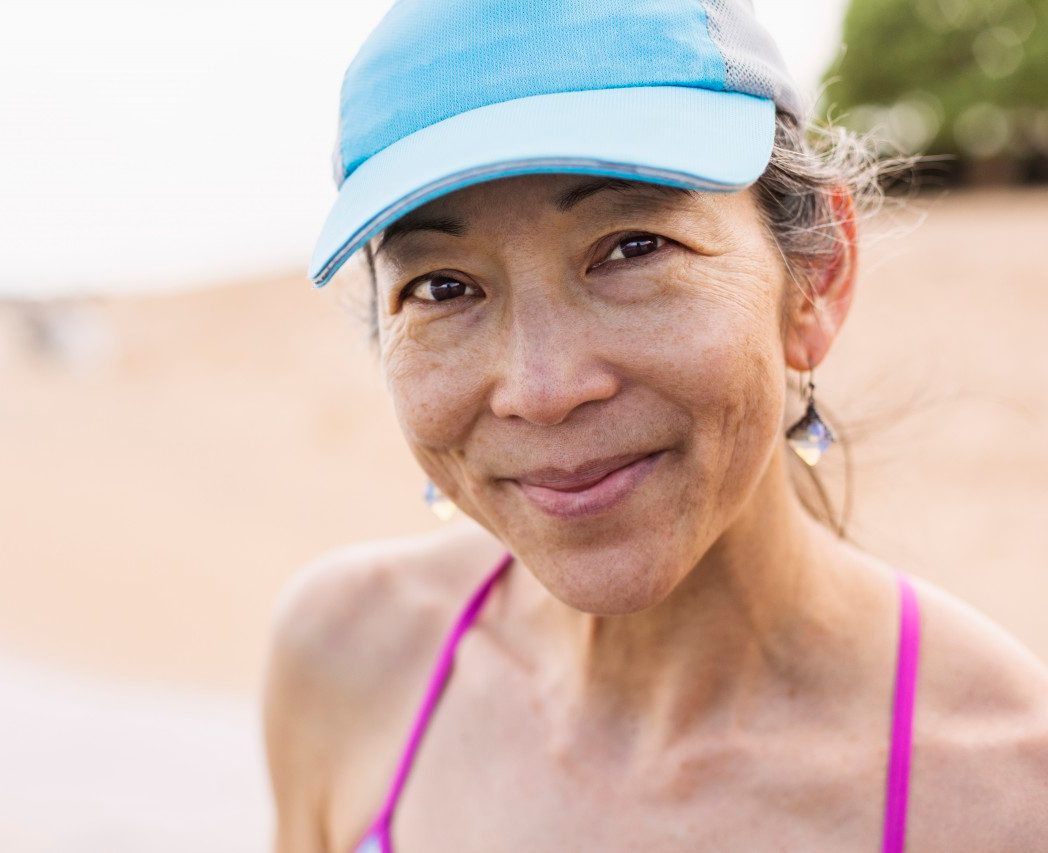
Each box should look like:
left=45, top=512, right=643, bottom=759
left=373, top=177, right=697, bottom=259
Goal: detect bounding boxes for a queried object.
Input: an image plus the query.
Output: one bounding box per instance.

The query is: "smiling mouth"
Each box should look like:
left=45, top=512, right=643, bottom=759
left=511, top=450, right=666, bottom=519
left=510, top=450, right=659, bottom=491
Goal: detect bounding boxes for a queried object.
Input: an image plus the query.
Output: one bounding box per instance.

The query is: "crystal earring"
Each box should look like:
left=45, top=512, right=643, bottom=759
left=422, top=479, right=458, bottom=521
left=785, top=370, right=836, bottom=467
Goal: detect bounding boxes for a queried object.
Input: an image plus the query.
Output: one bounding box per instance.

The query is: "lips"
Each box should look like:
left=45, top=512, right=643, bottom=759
left=508, top=450, right=667, bottom=520
left=512, top=451, right=654, bottom=492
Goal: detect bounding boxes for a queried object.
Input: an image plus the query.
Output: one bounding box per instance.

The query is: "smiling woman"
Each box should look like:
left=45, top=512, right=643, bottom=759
left=358, top=114, right=908, bottom=536
left=263, top=2, right=1048, bottom=852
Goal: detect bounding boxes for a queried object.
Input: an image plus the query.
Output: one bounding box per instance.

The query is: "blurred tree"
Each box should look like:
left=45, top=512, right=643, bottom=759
left=817, top=0, right=1048, bottom=183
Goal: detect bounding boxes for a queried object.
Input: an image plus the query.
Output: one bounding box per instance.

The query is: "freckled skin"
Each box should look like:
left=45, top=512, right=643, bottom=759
left=374, top=174, right=804, bottom=614
left=267, top=173, right=1048, bottom=852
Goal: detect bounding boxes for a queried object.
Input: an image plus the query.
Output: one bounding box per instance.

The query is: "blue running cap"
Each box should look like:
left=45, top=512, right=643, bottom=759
left=309, top=0, right=805, bottom=288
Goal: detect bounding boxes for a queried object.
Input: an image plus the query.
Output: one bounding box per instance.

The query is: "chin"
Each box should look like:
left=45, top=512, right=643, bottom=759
left=530, top=541, right=684, bottom=615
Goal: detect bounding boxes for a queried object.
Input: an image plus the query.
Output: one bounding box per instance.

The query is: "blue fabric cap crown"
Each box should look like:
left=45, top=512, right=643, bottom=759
left=309, top=0, right=805, bottom=288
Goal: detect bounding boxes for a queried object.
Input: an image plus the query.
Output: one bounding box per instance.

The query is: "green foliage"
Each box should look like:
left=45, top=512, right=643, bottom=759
left=818, top=0, right=1048, bottom=170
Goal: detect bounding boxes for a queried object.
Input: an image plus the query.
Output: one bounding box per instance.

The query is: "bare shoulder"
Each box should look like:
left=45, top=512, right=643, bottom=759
left=261, top=518, right=506, bottom=851
left=264, top=518, right=506, bottom=714
left=902, top=572, right=1048, bottom=848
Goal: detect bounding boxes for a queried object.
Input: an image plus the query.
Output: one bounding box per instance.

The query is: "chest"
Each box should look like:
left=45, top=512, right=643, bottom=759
left=396, top=734, right=892, bottom=851
left=338, top=671, right=901, bottom=852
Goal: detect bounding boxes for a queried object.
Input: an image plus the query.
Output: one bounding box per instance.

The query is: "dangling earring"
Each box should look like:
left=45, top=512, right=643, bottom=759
left=785, top=369, right=836, bottom=467
left=422, top=479, right=458, bottom=521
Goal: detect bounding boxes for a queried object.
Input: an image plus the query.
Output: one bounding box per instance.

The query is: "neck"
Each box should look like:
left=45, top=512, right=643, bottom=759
left=505, top=446, right=888, bottom=765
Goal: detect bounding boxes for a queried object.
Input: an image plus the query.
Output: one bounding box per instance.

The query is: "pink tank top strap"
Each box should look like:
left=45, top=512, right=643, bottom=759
left=356, top=556, right=920, bottom=853
left=882, top=569, right=921, bottom=853
left=364, top=549, right=515, bottom=852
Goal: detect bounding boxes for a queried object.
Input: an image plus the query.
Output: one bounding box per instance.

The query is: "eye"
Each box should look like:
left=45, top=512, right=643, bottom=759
left=595, top=233, right=668, bottom=269
left=401, top=274, right=480, bottom=305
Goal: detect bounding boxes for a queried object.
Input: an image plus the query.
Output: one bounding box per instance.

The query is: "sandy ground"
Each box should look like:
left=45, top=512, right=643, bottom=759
left=1, top=185, right=1046, bottom=846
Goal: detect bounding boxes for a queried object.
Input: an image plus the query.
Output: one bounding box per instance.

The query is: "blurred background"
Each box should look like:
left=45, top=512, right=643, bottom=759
left=1, top=0, right=1046, bottom=848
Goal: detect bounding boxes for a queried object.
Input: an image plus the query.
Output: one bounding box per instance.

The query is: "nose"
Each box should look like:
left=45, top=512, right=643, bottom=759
left=488, top=294, right=619, bottom=425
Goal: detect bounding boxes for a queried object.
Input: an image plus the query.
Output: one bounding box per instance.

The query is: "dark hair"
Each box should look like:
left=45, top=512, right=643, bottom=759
left=338, top=109, right=927, bottom=543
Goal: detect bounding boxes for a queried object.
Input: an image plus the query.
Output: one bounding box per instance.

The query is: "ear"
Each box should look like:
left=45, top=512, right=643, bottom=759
left=783, top=185, right=859, bottom=373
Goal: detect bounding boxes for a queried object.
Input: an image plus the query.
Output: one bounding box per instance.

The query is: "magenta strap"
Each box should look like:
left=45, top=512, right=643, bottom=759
left=882, top=570, right=921, bottom=853
left=358, top=556, right=916, bottom=853
left=368, top=550, right=515, bottom=853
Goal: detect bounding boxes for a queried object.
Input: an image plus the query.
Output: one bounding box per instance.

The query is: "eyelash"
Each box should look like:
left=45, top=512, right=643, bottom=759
left=594, top=232, right=669, bottom=269
left=398, top=232, right=670, bottom=307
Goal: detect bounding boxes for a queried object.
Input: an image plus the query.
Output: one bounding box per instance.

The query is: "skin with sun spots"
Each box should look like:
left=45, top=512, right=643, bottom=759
left=264, top=174, right=1048, bottom=853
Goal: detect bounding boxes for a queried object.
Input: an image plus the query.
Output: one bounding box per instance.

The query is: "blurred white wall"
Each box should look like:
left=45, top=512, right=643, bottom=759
left=0, top=0, right=847, bottom=299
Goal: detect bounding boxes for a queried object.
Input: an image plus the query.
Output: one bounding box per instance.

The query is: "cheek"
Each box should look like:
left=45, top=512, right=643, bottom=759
left=643, top=261, right=786, bottom=493
left=382, top=331, right=486, bottom=452
left=636, top=256, right=782, bottom=388
left=700, top=338, right=785, bottom=475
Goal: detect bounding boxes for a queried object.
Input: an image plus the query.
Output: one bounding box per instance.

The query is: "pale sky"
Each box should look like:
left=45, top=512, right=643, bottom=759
left=0, top=0, right=848, bottom=299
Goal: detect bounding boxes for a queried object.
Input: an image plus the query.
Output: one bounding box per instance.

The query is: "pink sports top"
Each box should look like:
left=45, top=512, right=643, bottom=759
left=351, top=551, right=921, bottom=852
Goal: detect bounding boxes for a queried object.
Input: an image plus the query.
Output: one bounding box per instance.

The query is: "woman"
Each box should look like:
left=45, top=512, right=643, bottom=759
left=264, top=1, right=1048, bottom=850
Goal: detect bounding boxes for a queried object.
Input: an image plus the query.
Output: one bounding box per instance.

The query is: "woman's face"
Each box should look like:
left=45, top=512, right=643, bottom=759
left=371, top=173, right=794, bottom=614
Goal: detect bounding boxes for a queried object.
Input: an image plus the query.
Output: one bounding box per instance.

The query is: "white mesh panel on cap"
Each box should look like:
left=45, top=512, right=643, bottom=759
left=703, top=0, right=807, bottom=123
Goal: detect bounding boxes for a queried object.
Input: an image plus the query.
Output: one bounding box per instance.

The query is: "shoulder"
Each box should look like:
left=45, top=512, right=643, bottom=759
left=909, top=573, right=1048, bottom=719
left=903, top=572, right=1048, bottom=846
left=261, top=518, right=507, bottom=849
left=264, top=518, right=507, bottom=702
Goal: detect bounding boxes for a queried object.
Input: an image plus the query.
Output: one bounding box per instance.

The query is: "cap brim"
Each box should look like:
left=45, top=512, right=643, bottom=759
left=308, top=85, right=775, bottom=287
